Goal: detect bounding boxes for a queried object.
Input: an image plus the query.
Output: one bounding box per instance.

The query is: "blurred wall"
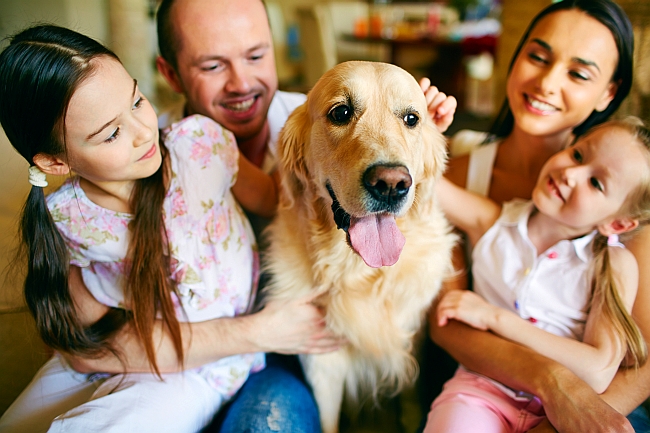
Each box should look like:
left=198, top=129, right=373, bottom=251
left=0, top=0, right=109, bottom=49
left=0, top=0, right=155, bottom=97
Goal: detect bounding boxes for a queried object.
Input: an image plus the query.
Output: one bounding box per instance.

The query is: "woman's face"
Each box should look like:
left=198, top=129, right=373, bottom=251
left=506, top=9, right=619, bottom=139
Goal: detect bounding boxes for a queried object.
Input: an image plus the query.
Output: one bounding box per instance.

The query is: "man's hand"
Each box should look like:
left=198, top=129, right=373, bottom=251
left=527, top=405, right=633, bottom=433
left=528, top=370, right=634, bottom=433
left=251, top=293, right=345, bottom=354
left=420, top=77, right=457, bottom=133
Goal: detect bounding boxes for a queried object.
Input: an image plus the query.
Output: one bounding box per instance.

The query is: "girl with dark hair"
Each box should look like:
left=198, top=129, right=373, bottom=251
left=428, top=0, right=650, bottom=432
left=0, top=24, right=324, bottom=433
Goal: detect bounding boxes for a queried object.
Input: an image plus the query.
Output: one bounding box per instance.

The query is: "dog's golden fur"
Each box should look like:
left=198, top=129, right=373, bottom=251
left=263, top=61, right=455, bottom=433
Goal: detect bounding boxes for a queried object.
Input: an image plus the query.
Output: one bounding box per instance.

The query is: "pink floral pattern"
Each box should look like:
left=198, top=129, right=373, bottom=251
left=47, top=114, right=264, bottom=395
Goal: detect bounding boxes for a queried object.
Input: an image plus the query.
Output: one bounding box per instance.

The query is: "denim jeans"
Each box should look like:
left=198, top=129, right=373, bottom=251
left=206, top=354, right=320, bottom=433
left=629, top=404, right=650, bottom=433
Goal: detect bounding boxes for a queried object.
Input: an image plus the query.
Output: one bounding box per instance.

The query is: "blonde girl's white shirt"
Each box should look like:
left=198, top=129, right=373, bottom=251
left=46, top=114, right=264, bottom=395
left=451, top=129, right=597, bottom=339
left=472, top=199, right=597, bottom=340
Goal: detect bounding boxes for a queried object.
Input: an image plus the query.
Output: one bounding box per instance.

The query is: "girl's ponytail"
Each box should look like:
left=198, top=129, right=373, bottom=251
left=590, top=235, right=647, bottom=368
left=21, top=184, right=129, bottom=355
left=127, top=142, right=184, bottom=376
left=22, top=185, right=74, bottom=349
left=0, top=26, right=130, bottom=360
left=588, top=117, right=650, bottom=369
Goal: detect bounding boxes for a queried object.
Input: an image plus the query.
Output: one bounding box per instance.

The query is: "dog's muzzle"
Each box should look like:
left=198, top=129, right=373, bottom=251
left=362, top=164, right=412, bottom=213
left=324, top=163, right=410, bottom=268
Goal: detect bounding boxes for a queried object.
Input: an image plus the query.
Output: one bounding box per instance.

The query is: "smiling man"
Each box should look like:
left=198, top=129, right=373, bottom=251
left=156, top=0, right=306, bottom=172
left=155, top=1, right=320, bottom=432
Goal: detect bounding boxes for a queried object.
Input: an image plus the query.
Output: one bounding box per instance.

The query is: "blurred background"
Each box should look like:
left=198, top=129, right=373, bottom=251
left=0, top=0, right=649, bottom=425
left=1, top=0, right=647, bottom=123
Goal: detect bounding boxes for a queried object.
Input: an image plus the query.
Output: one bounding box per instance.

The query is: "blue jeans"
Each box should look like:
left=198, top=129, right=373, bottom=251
left=205, top=354, right=321, bottom=433
left=629, top=404, right=650, bottom=433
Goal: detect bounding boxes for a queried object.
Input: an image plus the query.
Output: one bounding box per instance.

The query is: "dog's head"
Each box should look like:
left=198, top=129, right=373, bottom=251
left=278, top=61, right=447, bottom=268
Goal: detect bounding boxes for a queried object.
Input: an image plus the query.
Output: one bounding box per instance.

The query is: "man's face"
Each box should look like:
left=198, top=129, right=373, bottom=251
left=169, top=0, right=278, bottom=142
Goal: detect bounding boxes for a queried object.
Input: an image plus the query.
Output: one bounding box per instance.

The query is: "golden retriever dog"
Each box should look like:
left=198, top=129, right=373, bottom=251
left=263, top=61, right=455, bottom=433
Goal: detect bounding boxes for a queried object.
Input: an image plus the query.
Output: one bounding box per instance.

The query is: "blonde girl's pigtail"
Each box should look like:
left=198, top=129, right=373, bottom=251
left=590, top=235, right=647, bottom=369
left=589, top=116, right=650, bottom=369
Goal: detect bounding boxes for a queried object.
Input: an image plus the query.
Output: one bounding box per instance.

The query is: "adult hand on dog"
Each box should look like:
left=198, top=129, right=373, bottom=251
left=420, top=77, right=457, bottom=133
left=253, top=293, right=345, bottom=354
left=436, top=289, right=498, bottom=331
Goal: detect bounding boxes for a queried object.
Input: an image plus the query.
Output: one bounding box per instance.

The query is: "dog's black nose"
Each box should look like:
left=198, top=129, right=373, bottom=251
left=363, top=164, right=412, bottom=206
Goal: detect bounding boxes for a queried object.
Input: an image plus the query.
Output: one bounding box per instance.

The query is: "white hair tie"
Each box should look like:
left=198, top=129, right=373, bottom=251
left=607, top=234, right=624, bottom=248
left=28, top=166, right=48, bottom=188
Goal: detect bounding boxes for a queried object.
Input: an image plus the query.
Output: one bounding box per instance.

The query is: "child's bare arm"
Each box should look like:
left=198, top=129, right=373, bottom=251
left=436, top=176, right=501, bottom=245
left=63, top=266, right=342, bottom=374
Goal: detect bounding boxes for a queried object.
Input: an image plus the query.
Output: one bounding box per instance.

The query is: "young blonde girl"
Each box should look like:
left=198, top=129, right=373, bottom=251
left=425, top=117, right=650, bottom=432
left=426, top=1, right=650, bottom=430
left=0, top=24, right=302, bottom=433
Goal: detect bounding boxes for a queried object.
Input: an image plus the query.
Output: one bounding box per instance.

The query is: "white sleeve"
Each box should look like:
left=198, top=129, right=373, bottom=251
left=264, top=91, right=307, bottom=173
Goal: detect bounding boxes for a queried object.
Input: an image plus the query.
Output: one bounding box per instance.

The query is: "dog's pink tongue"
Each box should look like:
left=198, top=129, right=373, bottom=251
left=348, top=214, right=405, bottom=268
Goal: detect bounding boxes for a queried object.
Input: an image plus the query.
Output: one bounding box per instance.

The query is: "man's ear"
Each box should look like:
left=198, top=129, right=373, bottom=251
left=33, top=153, right=70, bottom=176
left=156, top=56, right=184, bottom=94
left=595, top=80, right=619, bottom=112
left=598, top=217, right=639, bottom=236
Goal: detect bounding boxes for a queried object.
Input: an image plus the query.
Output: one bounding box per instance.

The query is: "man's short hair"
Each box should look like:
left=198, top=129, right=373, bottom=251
left=155, top=0, right=269, bottom=73
left=156, top=0, right=179, bottom=71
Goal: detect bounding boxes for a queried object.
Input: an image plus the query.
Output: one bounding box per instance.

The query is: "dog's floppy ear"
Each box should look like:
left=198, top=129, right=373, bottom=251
left=277, top=102, right=311, bottom=207
left=421, top=119, right=448, bottom=181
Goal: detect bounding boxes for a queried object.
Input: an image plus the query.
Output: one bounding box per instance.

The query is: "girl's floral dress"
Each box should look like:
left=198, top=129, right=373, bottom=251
left=47, top=114, right=264, bottom=398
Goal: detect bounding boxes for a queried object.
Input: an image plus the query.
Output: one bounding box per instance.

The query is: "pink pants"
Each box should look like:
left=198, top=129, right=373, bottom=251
left=424, top=368, right=546, bottom=433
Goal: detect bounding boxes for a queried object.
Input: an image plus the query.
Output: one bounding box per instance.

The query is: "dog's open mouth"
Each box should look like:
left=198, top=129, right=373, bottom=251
left=327, top=184, right=405, bottom=268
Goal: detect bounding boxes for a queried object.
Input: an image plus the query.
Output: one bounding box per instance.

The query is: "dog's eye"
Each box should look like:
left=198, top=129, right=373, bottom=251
left=328, top=105, right=353, bottom=124
left=403, top=113, right=419, bottom=127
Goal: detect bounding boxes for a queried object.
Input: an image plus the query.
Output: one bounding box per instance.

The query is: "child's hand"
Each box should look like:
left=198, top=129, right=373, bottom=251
left=420, top=77, right=457, bottom=133
left=437, top=290, right=497, bottom=330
